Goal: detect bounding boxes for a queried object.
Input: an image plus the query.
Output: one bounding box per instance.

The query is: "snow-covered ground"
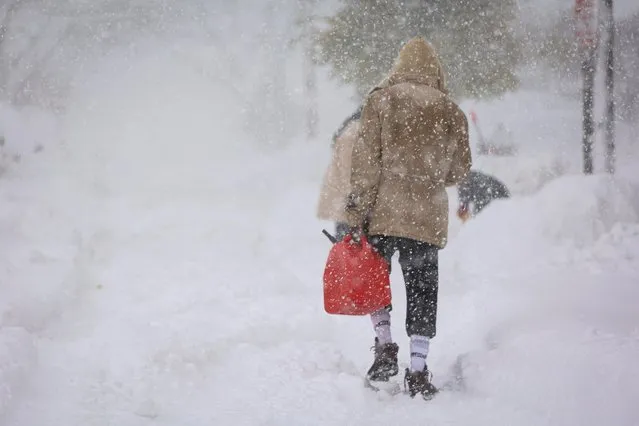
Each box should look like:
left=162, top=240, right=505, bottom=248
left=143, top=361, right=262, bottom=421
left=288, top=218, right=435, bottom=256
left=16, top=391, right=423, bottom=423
left=1, top=43, right=639, bottom=426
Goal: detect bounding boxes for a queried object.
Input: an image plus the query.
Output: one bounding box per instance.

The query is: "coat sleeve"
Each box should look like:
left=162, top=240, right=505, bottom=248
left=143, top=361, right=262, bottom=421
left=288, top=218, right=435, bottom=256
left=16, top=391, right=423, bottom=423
left=445, top=104, right=472, bottom=187
left=331, top=107, right=363, bottom=149
left=345, top=93, right=383, bottom=226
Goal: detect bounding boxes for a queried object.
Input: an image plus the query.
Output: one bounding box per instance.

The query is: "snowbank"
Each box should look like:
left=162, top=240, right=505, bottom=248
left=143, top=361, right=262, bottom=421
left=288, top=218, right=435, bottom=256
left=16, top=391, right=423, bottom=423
left=450, top=173, right=639, bottom=278
left=0, top=104, right=59, bottom=174
left=0, top=328, right=36, bottom=417
left=0, top=105, right=92, bottom=419
left=435, top=172, right=639, bottom=425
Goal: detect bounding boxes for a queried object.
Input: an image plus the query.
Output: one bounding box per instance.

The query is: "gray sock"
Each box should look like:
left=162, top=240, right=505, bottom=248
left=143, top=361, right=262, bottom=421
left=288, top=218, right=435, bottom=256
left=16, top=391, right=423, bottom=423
left=370, top=309, right=392, bottom=345
left=410, top=335, right=430, bottom=372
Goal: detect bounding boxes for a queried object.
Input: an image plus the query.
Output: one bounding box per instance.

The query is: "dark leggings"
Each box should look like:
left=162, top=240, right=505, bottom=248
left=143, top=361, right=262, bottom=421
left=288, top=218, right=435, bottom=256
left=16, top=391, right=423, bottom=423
left=369, top=235, right=439, bottom=338
left=334, top=222, right=351, bottom=241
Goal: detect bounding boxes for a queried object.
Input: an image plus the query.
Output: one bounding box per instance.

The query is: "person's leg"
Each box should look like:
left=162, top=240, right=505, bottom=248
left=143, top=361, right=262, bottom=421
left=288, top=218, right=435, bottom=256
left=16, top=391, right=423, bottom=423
left=398, top=239, right=438, bottom=343
left=370, top=309, right=392, bottom=344
left=369, top=235, right=394, bottom=269
left=334, top=222, right=350, bottom=241
left=365, top=235, right=398, bottom=381
left=368, top=235, right=395, bottom=343
left=397, top=238, right=439, bottom=397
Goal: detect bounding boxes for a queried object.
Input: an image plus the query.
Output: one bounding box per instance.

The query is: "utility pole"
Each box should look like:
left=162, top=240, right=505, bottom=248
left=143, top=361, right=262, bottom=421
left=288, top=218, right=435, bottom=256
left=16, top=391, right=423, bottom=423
left=602, top=0, right=615, bottom=174
left=575, top=0, right=598, bottom=174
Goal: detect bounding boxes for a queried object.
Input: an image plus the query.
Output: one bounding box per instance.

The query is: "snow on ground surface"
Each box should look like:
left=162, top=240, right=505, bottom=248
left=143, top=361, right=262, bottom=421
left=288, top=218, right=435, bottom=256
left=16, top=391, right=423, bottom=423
left=1, top=48, right=639, bottom=425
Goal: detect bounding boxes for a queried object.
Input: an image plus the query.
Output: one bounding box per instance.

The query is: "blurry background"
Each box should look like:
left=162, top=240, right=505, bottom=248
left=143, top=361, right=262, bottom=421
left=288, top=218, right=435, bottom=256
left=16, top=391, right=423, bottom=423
left=0, top=1, right=638, bottom=425
left=1, top=0, right=638, bottom=147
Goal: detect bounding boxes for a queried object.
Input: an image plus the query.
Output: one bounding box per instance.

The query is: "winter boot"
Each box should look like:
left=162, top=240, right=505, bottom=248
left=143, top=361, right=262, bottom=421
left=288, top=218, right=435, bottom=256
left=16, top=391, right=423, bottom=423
left=404, top=368, right=438, bottom=400
left=366, top=338, right=399, bottom=381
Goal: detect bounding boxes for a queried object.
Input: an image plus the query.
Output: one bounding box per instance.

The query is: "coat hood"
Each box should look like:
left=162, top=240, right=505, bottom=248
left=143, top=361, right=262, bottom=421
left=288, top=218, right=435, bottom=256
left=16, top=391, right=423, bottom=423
left=374, top=37, right=447, bottom=94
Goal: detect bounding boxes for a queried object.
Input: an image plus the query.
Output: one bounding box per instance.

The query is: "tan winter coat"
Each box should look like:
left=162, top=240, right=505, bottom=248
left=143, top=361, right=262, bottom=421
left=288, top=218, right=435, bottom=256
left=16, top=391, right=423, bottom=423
left=317, top=116, right=360, bottom=223
left=345, top=37, right=472, bottom=248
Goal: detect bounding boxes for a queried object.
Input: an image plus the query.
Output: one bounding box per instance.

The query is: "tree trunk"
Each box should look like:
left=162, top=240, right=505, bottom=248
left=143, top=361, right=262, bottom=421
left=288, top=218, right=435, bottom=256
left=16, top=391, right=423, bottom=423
left=582, top=50, right=596, bottom=175
left=602, top=0, right=615, bottom=174
left=575, top=0, right=598, bottom=174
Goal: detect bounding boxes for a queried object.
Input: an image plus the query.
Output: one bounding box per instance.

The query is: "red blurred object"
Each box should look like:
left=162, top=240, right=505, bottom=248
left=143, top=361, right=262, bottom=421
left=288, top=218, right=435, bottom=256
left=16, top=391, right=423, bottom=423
left=323, top=234, right=391, bottom=316
left=469, top=110, right=478, bottom=124
left=575, top=0, right=598, bottom=50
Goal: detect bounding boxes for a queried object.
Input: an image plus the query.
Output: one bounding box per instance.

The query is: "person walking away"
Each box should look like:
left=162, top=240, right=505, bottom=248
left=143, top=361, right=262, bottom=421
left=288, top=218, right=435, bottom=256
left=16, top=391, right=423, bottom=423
left=344, top=37, right=471, bottom=399
left=317, top=107, right=362, bottom=240
left=456, top=169, right=510, bottom=222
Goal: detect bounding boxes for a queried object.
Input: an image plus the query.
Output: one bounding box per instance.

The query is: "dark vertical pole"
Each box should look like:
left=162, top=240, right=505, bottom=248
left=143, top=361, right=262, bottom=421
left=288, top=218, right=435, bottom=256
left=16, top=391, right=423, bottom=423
left=575, top=0, right=597, bottom=174
left=582, top=49, right=596, bottom=175
left=603, top=0, right=615, bottom=174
